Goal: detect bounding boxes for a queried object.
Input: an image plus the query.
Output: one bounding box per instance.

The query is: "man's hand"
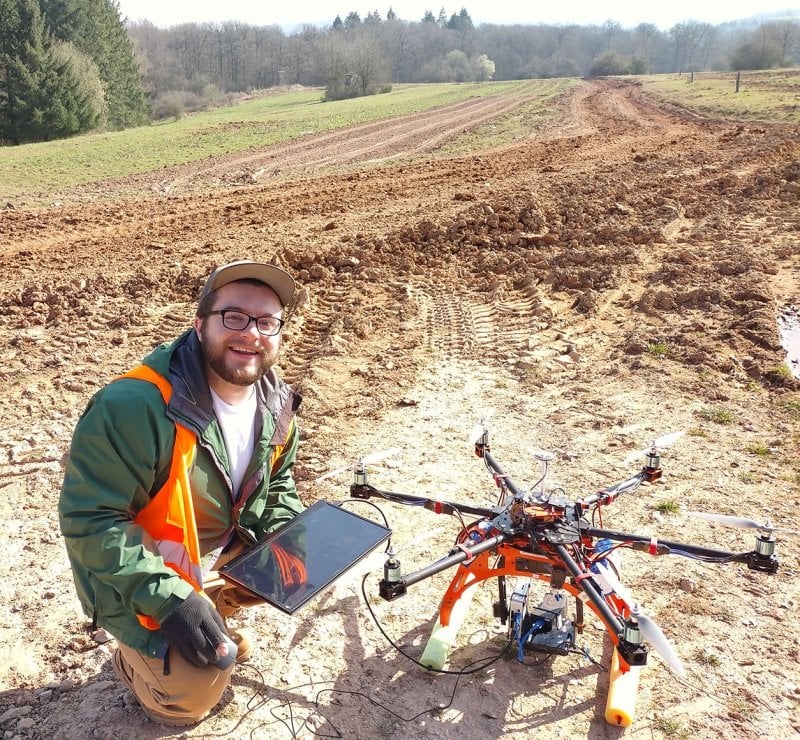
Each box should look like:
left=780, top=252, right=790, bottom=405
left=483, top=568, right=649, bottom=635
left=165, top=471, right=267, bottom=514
left=160, top=591, right=228, bottom=667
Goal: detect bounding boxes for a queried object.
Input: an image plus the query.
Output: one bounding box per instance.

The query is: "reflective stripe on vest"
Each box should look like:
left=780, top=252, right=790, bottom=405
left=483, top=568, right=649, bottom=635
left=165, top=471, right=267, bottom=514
left=118, top=365, right=203, bottom=631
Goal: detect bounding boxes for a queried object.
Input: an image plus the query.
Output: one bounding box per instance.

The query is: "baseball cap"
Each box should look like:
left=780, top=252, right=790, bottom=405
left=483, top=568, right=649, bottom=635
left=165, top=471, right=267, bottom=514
left=198, top=260, right=296, bottom=309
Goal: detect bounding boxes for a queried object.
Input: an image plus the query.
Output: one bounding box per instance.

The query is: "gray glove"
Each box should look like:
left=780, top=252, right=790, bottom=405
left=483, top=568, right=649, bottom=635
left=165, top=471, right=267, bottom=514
left=160, top=591, right=228, bottom=668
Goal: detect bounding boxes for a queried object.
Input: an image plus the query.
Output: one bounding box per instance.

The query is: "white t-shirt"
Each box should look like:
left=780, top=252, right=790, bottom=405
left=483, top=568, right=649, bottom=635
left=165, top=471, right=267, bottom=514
left=210, top=386, right=258, bottom=498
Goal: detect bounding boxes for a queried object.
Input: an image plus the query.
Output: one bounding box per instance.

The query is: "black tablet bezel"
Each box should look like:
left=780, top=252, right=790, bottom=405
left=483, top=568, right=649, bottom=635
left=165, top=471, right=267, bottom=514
left=218, top=500, right=392, bottom=614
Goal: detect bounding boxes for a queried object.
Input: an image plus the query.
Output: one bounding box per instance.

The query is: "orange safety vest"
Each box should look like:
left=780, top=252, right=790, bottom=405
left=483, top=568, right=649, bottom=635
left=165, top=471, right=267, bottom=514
left=119, top=364, right=300, bottom=628
left=119, top=365, right=204, bottom=630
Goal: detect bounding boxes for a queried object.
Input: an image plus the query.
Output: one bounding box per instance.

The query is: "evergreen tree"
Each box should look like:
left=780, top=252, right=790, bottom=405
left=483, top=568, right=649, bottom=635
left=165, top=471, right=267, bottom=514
left=40, top=0, right=88, bottom=41
left=344, top=11, right=361, bottom=30
left=41, top=0, right=148, bottom=129
left=447, top=8, right=474, bottom=31
left=76, top=1, right=148, bottom=128
left=0, top=0, right=95, bottom=143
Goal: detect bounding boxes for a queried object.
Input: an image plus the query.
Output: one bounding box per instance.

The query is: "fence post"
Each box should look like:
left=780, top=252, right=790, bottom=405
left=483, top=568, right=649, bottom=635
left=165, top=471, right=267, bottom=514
left=735, top=71, right=741, bottom=93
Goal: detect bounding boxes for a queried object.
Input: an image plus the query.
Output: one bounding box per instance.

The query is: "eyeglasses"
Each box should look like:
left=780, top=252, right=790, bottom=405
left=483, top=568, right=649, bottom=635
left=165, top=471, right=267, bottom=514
left=203, top=309, right=284, bottom=336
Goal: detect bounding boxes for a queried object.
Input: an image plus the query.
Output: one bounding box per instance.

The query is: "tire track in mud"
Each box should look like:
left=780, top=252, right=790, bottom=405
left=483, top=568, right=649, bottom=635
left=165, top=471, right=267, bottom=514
left=412, top=277, right=552, bottom=361
left=280, top=282, right=354, bottom=387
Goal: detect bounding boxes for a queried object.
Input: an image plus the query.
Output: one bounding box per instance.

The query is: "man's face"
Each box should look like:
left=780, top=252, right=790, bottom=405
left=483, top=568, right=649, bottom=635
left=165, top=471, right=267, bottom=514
left=194, top=281, right=283, bottom=389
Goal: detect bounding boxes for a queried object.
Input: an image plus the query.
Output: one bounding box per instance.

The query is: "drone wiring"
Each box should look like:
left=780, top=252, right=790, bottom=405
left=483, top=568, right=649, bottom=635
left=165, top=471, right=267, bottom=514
left=359, top=571, right=514, bottom=676
left=663, top=547, right=744, bottom=564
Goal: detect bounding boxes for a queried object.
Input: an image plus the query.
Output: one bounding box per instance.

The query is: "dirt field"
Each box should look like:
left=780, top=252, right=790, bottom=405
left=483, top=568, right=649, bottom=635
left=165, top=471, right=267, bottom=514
left=1, top=78, right=799, bottom=740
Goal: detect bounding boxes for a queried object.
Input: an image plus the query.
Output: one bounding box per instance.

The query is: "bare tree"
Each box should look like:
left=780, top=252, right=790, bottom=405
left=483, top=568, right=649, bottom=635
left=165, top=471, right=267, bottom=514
left=763, top=19, right=800, bottom=65
left=670, top=20, right=716, bottom=73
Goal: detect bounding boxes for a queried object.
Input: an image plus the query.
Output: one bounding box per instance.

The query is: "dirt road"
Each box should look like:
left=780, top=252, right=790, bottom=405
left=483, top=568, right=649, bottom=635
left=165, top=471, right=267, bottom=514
left=1, top=78, right=798, bottom=739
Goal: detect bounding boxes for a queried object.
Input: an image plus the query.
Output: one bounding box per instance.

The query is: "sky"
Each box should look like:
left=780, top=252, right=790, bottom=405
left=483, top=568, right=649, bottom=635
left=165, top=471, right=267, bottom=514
left=116, top=1, right=799, bottom=32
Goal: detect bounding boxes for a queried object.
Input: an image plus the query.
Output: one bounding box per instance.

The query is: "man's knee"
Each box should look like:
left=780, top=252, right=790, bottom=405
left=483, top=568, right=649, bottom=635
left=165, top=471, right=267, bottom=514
left=113, top=644, right=233, bottom=726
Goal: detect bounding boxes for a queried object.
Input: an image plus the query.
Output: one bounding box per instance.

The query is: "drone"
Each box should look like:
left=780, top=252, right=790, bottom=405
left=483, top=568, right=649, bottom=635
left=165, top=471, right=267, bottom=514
left=344, top=418, right=789, bottom=727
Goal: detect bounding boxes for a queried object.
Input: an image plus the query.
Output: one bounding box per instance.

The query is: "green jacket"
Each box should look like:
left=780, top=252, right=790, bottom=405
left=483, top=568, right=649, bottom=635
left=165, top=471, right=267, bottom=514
left=58, top=329, right=303, bottom=657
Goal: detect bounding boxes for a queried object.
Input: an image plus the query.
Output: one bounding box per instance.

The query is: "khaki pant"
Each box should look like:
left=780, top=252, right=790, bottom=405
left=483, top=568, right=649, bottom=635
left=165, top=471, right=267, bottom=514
left=112, top=544, right=263, bottom=726
left=112, top=641, right=234, bottom=726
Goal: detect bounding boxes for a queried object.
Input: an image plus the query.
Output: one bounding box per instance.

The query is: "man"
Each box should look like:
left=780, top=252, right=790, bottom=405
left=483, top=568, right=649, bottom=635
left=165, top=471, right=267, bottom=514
left=59, top=260, right=304, bottom=726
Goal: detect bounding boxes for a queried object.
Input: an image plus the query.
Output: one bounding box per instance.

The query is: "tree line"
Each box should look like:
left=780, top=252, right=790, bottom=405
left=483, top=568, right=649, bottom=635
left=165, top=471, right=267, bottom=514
left=1, top=2, right=798, bottom=144
left=128, top=7, right=799, bottom=117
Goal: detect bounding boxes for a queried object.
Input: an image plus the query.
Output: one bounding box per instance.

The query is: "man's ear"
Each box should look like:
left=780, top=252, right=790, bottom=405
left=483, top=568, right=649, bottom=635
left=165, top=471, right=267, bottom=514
left=193, top=315, right=203, bottom=341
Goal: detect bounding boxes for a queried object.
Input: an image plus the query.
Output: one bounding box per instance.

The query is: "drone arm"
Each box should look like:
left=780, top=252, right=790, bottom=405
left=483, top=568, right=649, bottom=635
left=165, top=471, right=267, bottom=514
left=554, top=542, right=625, bottom=634
left=585, top=527, right=773, bottom=568
left=482, top=450, right=525, bottom=499
left=575, top=473, right=646, bottom=520
left=350, top=483, right=494, bottom=518
left=378, top=534, right=508, bottom=601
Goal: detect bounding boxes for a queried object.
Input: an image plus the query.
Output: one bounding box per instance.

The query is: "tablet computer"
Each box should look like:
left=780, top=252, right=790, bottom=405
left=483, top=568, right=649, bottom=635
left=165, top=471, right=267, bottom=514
left=219, top=500, right=392, bottom=615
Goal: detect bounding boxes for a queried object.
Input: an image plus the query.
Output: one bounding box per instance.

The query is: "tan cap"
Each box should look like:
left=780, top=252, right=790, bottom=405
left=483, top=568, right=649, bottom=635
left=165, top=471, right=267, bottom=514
left=198, top=260, right=296, bottom=309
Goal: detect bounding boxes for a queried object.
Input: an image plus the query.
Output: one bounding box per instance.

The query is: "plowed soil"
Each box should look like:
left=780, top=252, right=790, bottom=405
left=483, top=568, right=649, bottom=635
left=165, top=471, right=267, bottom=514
left=1, top=78, right=799, bottom=740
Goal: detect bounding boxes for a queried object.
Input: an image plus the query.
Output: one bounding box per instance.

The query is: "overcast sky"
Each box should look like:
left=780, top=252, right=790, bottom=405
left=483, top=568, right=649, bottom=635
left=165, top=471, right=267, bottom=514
left=116, top=1, right=799, bottom=32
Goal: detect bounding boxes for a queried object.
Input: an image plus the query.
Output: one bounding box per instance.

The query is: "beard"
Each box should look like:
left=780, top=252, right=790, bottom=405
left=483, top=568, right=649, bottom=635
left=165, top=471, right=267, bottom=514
left=202, top=335, right=280, bottom=387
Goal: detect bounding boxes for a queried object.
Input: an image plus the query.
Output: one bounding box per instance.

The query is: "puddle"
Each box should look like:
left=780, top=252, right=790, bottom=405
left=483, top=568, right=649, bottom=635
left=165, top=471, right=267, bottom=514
left=778, top=305, right=800, bottom=379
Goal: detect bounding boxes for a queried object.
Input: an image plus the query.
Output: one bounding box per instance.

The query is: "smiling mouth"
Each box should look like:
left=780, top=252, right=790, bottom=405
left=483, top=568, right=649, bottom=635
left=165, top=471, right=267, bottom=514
left=229, top=346, right=260, bottom=357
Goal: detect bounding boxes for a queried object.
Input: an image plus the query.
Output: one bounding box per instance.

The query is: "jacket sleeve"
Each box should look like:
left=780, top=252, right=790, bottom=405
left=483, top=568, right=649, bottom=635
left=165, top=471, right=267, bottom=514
left=58, top=381, right=193, bottom=625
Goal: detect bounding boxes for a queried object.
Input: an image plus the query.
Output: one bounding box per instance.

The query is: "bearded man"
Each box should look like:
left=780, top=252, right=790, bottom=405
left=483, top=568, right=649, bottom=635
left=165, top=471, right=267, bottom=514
left=59, top=261, right=304, bottom=726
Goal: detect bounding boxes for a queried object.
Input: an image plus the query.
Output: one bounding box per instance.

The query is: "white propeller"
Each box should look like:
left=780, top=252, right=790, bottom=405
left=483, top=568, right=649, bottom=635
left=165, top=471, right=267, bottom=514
left=595, top=562, right=686, bottom=677
left=313, top=447, right=401, bottom=484
left=688, top=512, right=800, bottom=536
left=360, top=447, right=402, bottom=466
left=622, top=429, right=685, bottom=466
left=468, top=408, right=495, bottom=445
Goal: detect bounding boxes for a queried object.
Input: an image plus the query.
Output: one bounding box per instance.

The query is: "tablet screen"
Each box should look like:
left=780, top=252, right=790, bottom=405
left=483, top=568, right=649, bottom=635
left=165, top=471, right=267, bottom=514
left=219, top=500, right=392, bottom=614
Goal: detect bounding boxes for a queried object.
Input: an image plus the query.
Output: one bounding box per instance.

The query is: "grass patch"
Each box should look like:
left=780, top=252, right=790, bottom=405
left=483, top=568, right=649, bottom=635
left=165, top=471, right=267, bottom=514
left=744, top=379, right=763, bottom=394
left=647, top=340, right=669, bottom=358
left=0, top=79, right=573, bottom=200
left=766, top=363, right=794, bottom=383
left=639, top=69, right=800, bottom=124
left=726, top=693, right=756, bottom=720
left=693, top=647, right=721, bottom=667
left=653, top=715, right=690, bottom=738
left=655, top=500, right=680, bottom=514
left=698, top=406, right=735, bottom=425
left=746, top=442, right=771, bottom=457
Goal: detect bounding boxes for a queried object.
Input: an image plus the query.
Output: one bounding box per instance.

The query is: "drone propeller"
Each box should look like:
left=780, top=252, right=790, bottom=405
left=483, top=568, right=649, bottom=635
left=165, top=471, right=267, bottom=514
left=468, top=408, right=495, bottom=445
left=622, top=429, right=685, bottom=466
left=597, top=564, right=686, bottom=677
left=687, top=511, right=800, bottom=536
left=313, top=447, right=401, bottom=484
left=360, top=447, right=402, bottom=467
